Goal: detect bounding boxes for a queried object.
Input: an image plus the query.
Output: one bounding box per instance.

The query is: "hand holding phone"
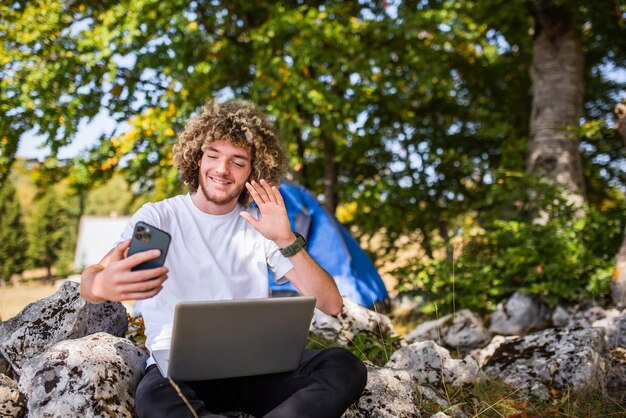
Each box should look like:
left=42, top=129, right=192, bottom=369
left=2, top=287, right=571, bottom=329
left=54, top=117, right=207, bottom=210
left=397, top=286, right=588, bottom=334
left=128, top=221, right=171, bottom=271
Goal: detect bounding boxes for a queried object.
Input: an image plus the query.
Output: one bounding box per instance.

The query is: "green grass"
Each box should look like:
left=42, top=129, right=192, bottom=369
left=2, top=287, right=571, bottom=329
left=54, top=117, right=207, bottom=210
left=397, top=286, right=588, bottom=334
left=306, top=331, right=403, bottom=366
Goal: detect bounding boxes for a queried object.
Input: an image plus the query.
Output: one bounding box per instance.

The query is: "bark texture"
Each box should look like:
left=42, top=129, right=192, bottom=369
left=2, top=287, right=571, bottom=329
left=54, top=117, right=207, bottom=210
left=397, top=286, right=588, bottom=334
left=612, top=103, right=626, bottom=307
left=615, top=103, right=626, bottom=146
left=528, top=2, right=585, bottom=205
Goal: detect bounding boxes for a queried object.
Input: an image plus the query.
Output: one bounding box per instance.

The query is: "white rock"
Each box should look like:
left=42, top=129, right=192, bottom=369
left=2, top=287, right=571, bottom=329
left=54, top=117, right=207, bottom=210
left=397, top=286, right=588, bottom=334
left=489, top=292, right=548, bottom=336
left=551, top=305, right=572, bottom=327
left=559, top=305, right=618, bottom=330
left=18, top=332, right=148, bottom=418
left=592, top=310, right=626, bottom=347
left=0, top=373, right=26, bottom=417
left=483, top=327, right=609, bottom=401
left=342, top=364, right=421, bottom=418
left=310, top=298, right=402, bottom=347
left=386, top=341, right=480, bottom=387
left=0, top=281, right=127, bottom=375
left=406, top=309, right=491, bottom=354
left=469, top=335, right=517, bottom=368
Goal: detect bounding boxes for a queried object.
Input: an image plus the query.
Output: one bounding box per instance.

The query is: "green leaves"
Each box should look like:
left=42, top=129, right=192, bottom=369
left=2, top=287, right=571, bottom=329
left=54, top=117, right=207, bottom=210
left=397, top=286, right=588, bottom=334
left=0, top=180, right=29, bottom=284
left=2, top=1, right=626, bottom=310
left=27, top=188, right=71, bottom=278
left=395, top=175, right=623, bottom=314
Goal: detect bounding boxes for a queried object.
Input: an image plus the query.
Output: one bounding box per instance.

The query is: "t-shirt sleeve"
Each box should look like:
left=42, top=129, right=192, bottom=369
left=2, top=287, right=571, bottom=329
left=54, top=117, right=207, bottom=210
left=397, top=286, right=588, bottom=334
left=265, top=240, right=294, bottom=284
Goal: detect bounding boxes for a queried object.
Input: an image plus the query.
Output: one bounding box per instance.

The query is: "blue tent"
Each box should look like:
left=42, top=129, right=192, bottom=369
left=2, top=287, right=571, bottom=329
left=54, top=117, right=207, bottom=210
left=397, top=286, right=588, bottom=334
left=271, top=182, right=389, bottom=307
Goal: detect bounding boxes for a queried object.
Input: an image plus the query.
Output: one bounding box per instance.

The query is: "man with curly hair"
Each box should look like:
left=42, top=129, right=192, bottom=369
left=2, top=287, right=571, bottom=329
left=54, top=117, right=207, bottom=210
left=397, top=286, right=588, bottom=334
left=80, top=99, right=367, bottom=417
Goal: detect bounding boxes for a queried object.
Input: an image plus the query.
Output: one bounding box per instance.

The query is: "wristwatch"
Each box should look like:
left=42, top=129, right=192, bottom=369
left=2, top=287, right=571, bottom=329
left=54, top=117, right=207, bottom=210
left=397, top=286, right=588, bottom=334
left=279, top=232, right=306, bottom=257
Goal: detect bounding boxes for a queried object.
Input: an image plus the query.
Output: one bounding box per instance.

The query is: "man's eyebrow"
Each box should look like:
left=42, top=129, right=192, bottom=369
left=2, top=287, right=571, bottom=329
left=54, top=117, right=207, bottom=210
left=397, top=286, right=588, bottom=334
left=206, top=146, right=250, bottom=161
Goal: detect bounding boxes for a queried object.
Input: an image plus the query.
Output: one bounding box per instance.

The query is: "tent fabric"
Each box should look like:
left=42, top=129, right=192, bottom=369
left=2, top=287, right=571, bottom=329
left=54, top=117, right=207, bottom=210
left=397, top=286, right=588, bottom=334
left=270, top=182, right=389, bottom=307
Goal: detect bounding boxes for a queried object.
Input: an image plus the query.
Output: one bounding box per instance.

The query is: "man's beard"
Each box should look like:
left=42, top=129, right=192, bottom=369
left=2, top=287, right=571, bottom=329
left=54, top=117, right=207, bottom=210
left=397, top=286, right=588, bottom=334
left=198, top=173, right=246, bottom=206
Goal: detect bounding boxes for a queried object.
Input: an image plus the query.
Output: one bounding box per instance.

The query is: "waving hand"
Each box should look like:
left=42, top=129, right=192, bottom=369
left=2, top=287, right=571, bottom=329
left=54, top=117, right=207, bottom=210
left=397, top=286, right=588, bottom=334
left=239, top=179, right=296, bottom=248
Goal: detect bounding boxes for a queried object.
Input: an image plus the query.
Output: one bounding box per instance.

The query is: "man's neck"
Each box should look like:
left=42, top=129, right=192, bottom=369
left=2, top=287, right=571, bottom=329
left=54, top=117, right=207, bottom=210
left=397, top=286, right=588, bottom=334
left=190, top=192, right=238, bottom=215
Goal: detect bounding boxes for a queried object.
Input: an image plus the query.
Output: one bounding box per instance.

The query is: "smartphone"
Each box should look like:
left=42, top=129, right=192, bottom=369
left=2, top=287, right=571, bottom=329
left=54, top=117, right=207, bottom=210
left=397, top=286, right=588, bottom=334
left=127, top=221, right=171, bottom=271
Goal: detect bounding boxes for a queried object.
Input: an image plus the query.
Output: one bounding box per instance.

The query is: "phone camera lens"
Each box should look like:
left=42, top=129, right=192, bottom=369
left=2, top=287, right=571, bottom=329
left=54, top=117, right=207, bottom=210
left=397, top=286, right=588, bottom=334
left=137, top=225, right=145, bottom=232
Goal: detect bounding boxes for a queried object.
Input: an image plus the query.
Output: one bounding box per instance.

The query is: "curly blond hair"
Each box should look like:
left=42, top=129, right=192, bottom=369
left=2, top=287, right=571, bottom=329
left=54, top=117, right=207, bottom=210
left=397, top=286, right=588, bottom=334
left=173, top=99, right=286, bottom=205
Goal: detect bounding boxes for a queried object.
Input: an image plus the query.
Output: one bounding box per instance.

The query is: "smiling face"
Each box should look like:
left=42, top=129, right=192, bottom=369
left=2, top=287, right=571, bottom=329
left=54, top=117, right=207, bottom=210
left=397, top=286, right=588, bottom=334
left=192, top=140, right=253, bottom=214
left=174, top=100, right=286, bottom=207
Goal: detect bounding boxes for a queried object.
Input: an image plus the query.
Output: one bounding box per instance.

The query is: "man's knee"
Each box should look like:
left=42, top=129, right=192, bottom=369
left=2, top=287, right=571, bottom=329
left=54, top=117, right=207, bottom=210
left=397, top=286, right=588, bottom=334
left=135, top=368, right=162, bottom=417
left=319, top=347, right=368, bottom=397
left=134, top=366, right=185, bottom=418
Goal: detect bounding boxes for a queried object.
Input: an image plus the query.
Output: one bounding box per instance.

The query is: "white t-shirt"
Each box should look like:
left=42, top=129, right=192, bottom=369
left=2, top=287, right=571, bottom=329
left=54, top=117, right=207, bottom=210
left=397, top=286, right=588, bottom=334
left=119, top=194, right=294, bottom=362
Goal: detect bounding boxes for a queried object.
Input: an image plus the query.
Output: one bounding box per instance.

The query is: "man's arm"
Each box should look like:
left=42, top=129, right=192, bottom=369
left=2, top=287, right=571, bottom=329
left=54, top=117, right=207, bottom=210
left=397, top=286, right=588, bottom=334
left=280, top=246, right=343, bottom=316
left=240, top=179, right=343, bottom=316
left=80, top=240, right=169, bottom=304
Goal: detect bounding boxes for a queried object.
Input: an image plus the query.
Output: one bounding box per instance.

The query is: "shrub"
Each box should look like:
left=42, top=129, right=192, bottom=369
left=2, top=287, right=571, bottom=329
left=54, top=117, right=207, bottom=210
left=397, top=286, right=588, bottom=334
left=394, top=174, right=625, bottom=315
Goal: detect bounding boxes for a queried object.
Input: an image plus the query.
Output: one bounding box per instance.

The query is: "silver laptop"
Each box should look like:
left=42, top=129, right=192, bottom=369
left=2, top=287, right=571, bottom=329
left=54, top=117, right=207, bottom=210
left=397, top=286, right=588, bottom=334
left=152, top=296, right=316, bottom=381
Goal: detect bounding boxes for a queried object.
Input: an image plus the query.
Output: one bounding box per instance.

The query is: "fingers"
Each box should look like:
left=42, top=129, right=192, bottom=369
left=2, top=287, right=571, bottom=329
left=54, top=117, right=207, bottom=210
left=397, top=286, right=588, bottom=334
left=119, top=248, right=163, bottom=271
left=123, top=287, right=164, bottom=301
left=259, top=179, right=277, bottom=203
left=117, top=274, right=168, bottom=300
left=104, top=269, right=169, bottom=301
left=110, top=240, right=131, bottom=261
left=271, top=184, right=285, bottom=205
left=92, top=240, right=170, bottom=302
left=92, top=261, right=168, bottom=302
left=247, top=179, right=278, bottom=205
left=246, top=181, right=262, bottom=204
left=128, top=266, right=169, bottom=282
left=240, top=211, right=259, bottom=227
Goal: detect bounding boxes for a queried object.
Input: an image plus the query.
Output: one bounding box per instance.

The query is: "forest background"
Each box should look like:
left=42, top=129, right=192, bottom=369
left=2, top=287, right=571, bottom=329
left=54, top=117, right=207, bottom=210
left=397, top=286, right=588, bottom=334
left=2, top=0, right=626, bottom=318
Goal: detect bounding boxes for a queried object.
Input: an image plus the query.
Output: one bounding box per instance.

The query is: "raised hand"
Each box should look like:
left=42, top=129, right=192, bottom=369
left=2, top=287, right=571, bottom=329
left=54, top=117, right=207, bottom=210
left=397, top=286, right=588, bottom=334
left=240, top=179, right=296, bottom=248
left=240, top=179, right=343, bottom=316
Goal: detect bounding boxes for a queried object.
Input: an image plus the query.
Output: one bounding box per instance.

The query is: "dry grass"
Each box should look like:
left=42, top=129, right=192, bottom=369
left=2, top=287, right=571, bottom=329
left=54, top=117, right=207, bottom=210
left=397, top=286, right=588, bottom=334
left=0, top=270, right=136, bottom=321
left=0, top=280, right=59, bottom=321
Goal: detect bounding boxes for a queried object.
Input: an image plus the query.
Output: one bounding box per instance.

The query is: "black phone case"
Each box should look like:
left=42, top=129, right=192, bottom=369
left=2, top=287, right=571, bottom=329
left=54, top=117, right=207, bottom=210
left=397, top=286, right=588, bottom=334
left=128, top=221, right=171, bottom=271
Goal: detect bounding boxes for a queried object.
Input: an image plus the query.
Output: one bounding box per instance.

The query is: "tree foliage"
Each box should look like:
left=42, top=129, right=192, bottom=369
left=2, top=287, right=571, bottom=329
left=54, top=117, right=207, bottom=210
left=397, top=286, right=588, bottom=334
left=4, top=1, right=525, bottom=250
left=394, top=173, right=625, bottom=314
left=0, top=180, right=29, bottom=284
left=3, top=1, right=626, bottom=311
left=27, top=189, right=71, bottom=279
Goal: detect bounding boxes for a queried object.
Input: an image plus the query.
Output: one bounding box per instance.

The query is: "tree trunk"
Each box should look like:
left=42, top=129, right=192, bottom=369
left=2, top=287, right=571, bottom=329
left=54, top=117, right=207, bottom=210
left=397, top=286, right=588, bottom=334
left=527, top=2, right=585, bottom=205
left=612, top=103, right=626, bottom=307
left=614, top=103, right=626, bottom=142
left=322, top=135, right=338, bottom=214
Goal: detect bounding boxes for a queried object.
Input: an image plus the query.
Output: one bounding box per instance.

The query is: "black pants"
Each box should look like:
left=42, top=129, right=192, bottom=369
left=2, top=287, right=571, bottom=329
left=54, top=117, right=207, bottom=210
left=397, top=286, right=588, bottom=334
left=135, top=348, right=367, bottom=418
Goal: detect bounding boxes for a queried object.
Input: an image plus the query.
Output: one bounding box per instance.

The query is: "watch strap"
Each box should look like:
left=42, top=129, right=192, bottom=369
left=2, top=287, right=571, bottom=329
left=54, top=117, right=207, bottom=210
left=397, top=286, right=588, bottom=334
left=279, top=232, right=306, bottom=257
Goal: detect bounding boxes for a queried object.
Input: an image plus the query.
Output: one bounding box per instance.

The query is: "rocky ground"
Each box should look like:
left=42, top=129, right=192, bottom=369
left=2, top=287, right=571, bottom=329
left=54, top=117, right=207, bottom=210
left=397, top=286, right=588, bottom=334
left=0, top=282, right=624, bottom=417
